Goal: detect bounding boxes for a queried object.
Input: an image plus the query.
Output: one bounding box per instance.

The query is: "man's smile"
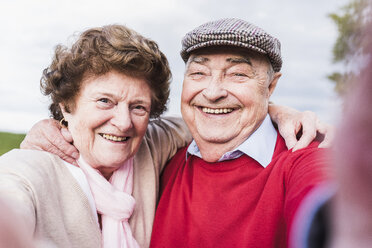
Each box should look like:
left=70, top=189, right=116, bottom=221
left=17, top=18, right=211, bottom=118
left=201, top=107, right=234, bottom=114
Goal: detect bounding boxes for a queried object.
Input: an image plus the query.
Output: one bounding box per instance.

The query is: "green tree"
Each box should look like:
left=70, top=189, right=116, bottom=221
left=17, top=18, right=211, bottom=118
left=328, top=0, right=371, bottom=95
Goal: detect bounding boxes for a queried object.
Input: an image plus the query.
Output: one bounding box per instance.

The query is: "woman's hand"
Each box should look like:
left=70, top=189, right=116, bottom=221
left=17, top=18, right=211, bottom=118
left=268, top=103, right=334, bottom=151
left=20, top=119, right=79, bottom=165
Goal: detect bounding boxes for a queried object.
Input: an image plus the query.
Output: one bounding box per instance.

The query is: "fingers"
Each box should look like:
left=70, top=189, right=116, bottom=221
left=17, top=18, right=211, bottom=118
left=45, top=127, right=79, bottom=161
left=44, top=141, right=78, bottom=165
left=279, top=122, right=301, bottom=150
left=270, top=106, right=331, bottom=151
left=283, top=133, right=297, bottom=150
left=20, top=119, right=55, bottom=150
left=292, top=111, right=317, bottom=151
left=270, top=104, right=301, bottom=150
left=21, top=119, right=79, bottom=164
left=317, top=123, right=335, bottom=148
left=60, top=127, right=74, bottom=143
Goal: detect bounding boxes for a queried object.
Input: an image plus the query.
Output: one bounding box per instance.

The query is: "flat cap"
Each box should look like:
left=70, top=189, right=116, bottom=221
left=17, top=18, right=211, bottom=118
left=181, top=18, right=282, bottom=72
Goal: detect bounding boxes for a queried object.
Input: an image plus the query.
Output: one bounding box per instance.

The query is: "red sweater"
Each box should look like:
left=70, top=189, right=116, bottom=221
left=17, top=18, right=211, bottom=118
left=150, top=134, right=329, bottom=248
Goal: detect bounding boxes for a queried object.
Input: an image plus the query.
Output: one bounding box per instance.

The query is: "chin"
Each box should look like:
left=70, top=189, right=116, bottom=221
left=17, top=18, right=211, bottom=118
left=96, top=155, right=127, bottom=168
left=201, top=134, right=233, bottom=144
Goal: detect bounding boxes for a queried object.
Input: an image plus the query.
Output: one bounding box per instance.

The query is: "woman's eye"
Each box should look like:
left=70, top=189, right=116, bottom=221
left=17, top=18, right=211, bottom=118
left=97, top=98, right=114, bottom=108
left=98, top=98, right=109, bottom=103
left=132, top=105, right=149, bottom=115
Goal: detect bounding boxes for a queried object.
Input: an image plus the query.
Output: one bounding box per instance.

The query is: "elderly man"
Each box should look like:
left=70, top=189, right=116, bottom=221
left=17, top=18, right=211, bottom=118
left=149, top=18, right=330, bottom=248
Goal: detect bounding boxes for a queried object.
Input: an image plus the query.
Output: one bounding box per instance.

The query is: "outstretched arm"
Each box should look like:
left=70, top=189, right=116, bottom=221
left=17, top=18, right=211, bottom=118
left=268, top=103, right=334, bottom=151
left=0, top=199, right=35, bottom=248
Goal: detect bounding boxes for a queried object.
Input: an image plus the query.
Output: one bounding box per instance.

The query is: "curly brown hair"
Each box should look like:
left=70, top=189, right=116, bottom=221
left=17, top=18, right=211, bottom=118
left=41, top=24, right=171, bottom=120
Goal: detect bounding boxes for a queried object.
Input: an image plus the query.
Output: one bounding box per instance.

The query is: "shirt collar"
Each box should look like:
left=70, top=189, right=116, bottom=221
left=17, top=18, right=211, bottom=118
left=186, top=114, right=277, bottom=168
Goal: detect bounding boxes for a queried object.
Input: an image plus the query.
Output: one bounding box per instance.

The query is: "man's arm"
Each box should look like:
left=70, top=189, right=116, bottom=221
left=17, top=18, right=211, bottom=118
left=20, top=119, right=79, bottom=165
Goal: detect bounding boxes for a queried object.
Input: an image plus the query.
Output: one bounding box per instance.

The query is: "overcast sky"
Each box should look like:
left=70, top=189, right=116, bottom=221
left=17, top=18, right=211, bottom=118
left=0, top=0, right=349, bottom=133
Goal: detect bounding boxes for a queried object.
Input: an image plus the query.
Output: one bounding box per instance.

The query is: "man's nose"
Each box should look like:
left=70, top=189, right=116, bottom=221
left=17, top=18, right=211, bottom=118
left=111, top=106, right=133, bottom=132
left=202, top=76, right=228, bottom=102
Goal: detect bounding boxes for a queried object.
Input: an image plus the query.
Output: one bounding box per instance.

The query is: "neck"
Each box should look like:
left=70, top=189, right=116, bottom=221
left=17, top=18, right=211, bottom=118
left=78, top=156, right=115, bottom=180
left=195, top=120, right=265, bottom=163
left=100, top=171, right=113, bottom=180
left=196, top=138, right=245, bottom=162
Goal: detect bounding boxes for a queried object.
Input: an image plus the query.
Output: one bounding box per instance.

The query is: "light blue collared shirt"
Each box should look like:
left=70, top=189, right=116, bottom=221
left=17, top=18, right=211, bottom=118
left=186, top=114, right=278, bottom=168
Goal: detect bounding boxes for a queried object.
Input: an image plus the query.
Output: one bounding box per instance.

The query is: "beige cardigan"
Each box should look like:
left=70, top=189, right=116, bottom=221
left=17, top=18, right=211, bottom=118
left=0, top=117, right=191, bottom=248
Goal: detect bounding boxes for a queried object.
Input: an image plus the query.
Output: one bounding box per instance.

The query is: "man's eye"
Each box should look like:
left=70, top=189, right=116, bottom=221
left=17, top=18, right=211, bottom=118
left=233, top=73, right=247, bottom=77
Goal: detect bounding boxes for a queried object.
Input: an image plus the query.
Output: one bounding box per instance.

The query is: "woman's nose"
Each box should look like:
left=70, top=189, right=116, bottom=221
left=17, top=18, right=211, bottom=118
left=111, top=106, right=133, bottom=132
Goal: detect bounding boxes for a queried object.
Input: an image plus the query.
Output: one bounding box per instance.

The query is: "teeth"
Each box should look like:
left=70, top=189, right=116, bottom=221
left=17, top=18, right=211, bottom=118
left=101, top=134, right=128, bottom=142
left=202, top=107, right=233, bottom=114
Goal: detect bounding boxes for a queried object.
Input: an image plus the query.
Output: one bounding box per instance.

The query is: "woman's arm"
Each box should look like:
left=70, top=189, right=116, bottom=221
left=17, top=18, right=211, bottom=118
left=269, top=103, right=334, bottom=151
left=144, top=116, right=192, bottom=171
left=0, top=154, right=36, bottom=246
left=0, top=198, right=35, bottom=248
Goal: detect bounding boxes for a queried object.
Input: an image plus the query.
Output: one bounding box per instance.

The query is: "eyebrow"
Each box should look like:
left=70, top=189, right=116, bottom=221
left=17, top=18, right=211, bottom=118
left=189, top=56, right=209, bottom=64
left=131, top=99, right=151, bottom=105
left=189, top=55, right=252, bottom=66
left=226, top=57, right=252, bottom=66
left=93, top=92, right=151, bottom=105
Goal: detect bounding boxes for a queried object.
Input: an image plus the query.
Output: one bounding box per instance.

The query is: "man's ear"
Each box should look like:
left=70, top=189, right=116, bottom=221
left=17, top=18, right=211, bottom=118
left=268, top=72, right=281, bottom=97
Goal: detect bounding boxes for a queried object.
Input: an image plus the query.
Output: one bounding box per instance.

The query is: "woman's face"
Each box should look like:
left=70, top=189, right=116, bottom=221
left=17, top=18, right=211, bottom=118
left=62, top=71, right=152, bottom=178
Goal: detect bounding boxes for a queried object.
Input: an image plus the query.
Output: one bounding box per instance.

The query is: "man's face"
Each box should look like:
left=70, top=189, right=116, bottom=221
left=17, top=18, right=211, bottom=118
left=181, top=48, right=281, bottom=161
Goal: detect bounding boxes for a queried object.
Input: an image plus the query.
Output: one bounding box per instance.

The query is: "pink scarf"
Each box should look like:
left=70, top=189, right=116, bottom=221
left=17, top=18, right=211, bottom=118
left=78, top=157, right=139, bottom=248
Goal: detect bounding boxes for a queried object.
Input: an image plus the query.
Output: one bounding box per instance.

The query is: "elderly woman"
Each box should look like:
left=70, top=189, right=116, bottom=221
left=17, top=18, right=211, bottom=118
left=0, top=24, right=191, bottom=248
left=0, top=24, right=330, bottom=248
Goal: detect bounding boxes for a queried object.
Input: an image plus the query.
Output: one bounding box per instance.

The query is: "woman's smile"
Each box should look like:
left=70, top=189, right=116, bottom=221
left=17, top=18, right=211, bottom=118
left=99, top=133, right=130, bottom=142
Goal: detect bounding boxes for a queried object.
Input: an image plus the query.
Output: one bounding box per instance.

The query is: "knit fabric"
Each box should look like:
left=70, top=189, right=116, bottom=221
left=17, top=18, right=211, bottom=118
left=78, top=157, right=139, bottom=248
left=180, top=18, right=282, bottom=72
left=150, top=134, right=330, bottom=248
left=0, top=116, right=192, bottom=248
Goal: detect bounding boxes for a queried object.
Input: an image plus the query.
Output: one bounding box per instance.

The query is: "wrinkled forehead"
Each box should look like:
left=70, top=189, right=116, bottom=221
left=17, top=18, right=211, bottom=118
left=186, top=46, right=271, bottom=67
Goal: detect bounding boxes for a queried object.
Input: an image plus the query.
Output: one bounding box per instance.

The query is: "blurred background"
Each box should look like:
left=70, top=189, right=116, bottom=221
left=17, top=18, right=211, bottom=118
left=0, top=0, right=365, bottom=154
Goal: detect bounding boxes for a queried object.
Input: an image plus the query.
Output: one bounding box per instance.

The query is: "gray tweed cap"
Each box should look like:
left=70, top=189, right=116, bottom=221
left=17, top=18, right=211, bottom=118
left=180, top=18, right=282, bottom=72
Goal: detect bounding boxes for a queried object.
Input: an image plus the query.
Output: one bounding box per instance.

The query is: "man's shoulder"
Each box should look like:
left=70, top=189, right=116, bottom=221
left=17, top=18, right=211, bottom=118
left=169, top=146, right=189, bottom=163
left=273, top=135, right=330, bottom=167
left=276, top=133, right=327, bottom=154
left=162, top=146, right=188, bottom=174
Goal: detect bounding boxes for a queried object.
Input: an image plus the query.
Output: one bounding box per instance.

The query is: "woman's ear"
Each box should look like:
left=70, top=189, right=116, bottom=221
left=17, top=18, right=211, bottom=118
left=59, top=103, right=71, bottom=122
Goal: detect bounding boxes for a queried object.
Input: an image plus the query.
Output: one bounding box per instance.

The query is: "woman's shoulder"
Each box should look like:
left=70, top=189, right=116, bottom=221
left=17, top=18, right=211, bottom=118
left=0, top=149, right=65, bottom=178
left=1, top=148, right=60, bottom=164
